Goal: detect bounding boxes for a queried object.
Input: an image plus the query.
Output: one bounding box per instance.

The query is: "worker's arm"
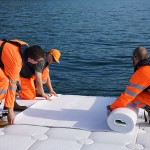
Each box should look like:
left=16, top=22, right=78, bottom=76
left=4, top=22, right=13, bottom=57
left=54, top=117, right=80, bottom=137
left=35, top=71, right=51, bottom=100
left=110, top=67, right=149, bottom=110
left=46, top=74, right=58, bottom=96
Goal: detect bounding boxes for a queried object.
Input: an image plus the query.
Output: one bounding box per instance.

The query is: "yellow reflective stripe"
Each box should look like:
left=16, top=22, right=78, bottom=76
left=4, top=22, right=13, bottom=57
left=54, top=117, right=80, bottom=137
left=0, top=89, right=7, bottom=94
left=130, top=82, right=145, bottom=91
left=8, top=85, right=17, bottom=91
left=125, top=89, right=137, bottom=97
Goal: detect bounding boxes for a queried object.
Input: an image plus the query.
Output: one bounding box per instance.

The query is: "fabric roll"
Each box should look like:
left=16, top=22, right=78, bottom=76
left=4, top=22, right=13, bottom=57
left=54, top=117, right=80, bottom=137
left=107, top=105, right=139, bottom=133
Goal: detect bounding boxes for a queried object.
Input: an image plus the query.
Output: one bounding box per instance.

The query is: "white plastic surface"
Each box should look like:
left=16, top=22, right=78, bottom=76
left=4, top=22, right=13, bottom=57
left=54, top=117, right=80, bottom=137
left=0, top=95, right=149, bottom=150
left=15, top=95, right=115, bottom=131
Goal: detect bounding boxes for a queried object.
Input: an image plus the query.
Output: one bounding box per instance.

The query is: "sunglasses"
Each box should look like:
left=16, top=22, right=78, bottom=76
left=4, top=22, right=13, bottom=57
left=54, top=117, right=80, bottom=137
left=33, top=58, right=43, bottom=63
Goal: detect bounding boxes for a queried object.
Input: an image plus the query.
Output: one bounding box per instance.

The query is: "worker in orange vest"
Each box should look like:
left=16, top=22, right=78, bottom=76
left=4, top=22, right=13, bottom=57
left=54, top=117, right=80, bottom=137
left=108, top=47, right=150, bottom=115
left=0, top=39, right=45, bottom=125
left=18, top=49, right=61, bottom=100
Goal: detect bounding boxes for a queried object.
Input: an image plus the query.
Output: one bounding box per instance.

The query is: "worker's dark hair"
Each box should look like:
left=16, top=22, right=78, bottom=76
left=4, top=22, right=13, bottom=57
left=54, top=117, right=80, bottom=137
left=133, top=47, right=148, bottom=61
left=27, top=45, right=45, bottom=60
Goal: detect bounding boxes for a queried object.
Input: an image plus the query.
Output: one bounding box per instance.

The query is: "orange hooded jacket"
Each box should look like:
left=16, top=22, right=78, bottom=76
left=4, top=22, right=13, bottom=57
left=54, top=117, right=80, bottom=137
left=0, top=39, right=28, bottom=108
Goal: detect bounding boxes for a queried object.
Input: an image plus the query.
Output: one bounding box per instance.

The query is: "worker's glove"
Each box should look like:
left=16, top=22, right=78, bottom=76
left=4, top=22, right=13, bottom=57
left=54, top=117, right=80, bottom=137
left=106, top=105, right=112, bottom=116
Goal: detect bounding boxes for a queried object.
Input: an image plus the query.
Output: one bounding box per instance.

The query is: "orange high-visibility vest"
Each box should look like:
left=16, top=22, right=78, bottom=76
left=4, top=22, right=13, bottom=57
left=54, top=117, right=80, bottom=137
left=0, top=39, right=28, bottom=108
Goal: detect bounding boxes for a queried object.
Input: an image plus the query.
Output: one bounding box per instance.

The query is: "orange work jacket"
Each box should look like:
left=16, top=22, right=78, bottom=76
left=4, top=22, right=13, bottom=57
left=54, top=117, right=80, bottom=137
left=110, top=65, right=150, bottom=110
left=0, top=39, right=28, bottom=108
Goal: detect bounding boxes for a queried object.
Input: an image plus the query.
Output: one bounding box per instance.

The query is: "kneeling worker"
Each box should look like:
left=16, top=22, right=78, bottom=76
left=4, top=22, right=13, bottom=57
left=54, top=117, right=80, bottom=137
left=18, top=49, right=61, bottom=100
left=108, top=47, right=150, bottom=116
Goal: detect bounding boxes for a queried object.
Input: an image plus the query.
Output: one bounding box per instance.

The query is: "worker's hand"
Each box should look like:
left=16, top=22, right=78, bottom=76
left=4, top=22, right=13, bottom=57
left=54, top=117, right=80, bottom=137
left=7, top=108, right=15, bottom=125
left=50, top=90, right=58, bottom=97
left=43, top=93, right=52, bottom=101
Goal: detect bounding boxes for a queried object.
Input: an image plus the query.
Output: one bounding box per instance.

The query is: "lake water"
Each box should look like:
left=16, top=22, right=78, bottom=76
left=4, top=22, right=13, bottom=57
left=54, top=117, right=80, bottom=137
left=1, top=0, right=150, bottom=97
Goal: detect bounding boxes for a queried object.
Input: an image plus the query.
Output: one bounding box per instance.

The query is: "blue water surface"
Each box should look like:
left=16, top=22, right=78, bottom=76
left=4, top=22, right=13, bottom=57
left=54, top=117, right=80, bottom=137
left=1, top=0, right=150, bottom=97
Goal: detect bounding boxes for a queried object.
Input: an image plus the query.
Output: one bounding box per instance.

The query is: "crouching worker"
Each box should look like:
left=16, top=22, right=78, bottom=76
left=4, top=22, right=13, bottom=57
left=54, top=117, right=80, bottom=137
left=0, top=39, right=45, bottom=125
left=18, top=49, right=61, bottom=101
left=108, top=47, right=150, bottom=120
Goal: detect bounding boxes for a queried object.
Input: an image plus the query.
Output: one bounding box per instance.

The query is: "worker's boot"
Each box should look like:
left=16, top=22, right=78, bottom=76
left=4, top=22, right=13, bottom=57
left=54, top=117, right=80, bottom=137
left=14, top=101, right=27, bottom=111
left=0, top=119, right=8, bottom=127
left=0, top=108, right=8, bottom=127
left=14, top=81, right=27, bottom=111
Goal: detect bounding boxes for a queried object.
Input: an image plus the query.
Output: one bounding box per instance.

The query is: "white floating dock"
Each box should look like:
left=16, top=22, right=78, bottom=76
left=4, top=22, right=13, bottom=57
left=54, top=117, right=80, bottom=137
left=0, top=95, right=148, bottom=150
